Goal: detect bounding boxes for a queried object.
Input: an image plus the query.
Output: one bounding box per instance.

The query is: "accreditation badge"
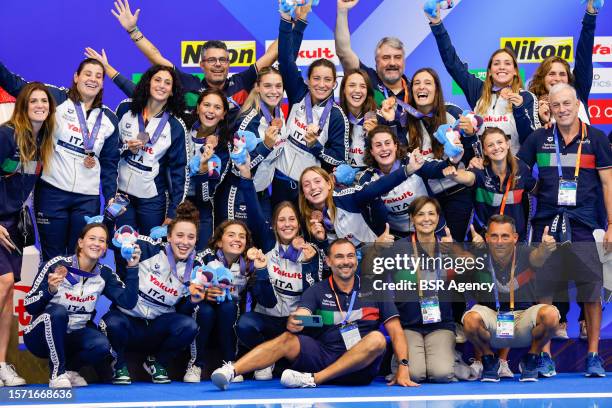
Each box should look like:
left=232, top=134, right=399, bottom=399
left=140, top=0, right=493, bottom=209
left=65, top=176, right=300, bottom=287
left=420, top=296, right=442, bottom=324
left=340, top=323, right=361, bottom=350
left=557, top=179, right=577, bottom=206
left=496, top=312, right=515, bottom=338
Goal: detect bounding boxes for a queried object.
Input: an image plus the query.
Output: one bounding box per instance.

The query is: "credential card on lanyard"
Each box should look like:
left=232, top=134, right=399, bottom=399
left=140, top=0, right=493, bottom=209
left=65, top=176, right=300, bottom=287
left=496, top=312, right=514, bottom=338
left=420, top=296, right=442, bottom=324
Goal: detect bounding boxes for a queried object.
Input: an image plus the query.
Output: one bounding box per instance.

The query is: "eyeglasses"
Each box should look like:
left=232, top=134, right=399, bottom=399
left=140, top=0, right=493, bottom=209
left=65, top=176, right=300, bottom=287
left=203, top=57, right=230, bottom=65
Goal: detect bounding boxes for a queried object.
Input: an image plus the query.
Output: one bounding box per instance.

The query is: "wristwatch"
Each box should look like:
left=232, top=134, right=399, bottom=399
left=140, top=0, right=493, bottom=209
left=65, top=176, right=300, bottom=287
left=399, top=359, right=409, bottom=367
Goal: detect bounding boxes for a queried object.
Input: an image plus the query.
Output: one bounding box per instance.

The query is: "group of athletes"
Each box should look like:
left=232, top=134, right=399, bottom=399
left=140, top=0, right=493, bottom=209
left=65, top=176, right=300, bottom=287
left=0, top=0, right=610, bottom=390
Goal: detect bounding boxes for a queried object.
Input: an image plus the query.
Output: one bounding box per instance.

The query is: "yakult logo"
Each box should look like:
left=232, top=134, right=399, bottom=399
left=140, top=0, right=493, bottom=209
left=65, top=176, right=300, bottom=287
left=266, top=40, right=340, bottom=66
left=593, top=37, right=612, bottom=63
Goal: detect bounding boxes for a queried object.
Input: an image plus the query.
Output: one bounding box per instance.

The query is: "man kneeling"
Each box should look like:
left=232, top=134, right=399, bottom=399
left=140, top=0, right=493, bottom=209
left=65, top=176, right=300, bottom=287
left=464, top=215, right=560, bottom=382
left=211, top=239, right=419, bottom=389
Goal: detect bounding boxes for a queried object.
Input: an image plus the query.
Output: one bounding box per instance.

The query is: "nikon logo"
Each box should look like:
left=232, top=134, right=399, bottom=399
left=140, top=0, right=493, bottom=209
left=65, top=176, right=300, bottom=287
left=500, top=37, right=574, bottom=63
left=181, top=41, right=256, bottom=68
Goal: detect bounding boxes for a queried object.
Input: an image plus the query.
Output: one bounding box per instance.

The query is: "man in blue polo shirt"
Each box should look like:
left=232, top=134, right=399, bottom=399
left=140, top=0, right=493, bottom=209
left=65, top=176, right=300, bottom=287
left=211, top=238, right=419, bottom=389
left=518, top=83, right=612, bottom=377
left=335, top=0, right=409, bottom=107
left=464, top=215, right=560, bottom=382
left=111, top=0, right=280, bottom=123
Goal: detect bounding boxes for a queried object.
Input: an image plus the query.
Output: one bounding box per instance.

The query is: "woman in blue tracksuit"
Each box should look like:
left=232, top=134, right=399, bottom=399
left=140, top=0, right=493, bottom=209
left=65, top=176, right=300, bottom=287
left=339, top=69, right=379, bottom=169
left=24, top=222, right=139, bottom=388
left=184, top=157, right=276, bottom=383
left=379, top=68, right=479, bottom=241
left=235, top=190, right=323, bottom=380
left=187, top=89, right=232, bottom=248
left=0, top=83, right=55, bottom=387
left=427, top=12, right=538, bottom=153
left=0, top=59, right=120, bottom=261
left=528, top=0, right=599, bottom=125
left=357, top=125, right=453, bottom=239
left=272, top=9, right=349, bottom=208
left=99, top=201, right=201, bottom=385
left=298, top=149, right=432, bottom=248
left=111, top=65, right=188, bottom=235
left=216, top=66, right=284, bottom=223
left=443, top=127, right=537, bottom=242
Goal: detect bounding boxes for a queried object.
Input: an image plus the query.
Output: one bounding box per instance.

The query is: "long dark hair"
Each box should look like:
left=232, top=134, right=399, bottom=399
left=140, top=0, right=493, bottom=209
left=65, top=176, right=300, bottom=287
left=67, top=58, right=105, bottom=109
left=130, top=65, right=185, bottom=117
left=196, top=88, right=231, bottom=147
left=340, top=69, right=377, bottom=135
left=406, top=68, right=448, bottom=159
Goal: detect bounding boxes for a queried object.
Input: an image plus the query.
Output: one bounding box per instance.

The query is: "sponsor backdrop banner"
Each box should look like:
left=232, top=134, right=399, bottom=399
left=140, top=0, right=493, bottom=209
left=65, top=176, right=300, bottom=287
left=0, top=0, right=610, bottom=337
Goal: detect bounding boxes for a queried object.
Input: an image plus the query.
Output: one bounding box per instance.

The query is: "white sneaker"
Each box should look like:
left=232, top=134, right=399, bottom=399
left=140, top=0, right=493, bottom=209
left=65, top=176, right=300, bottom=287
left=49, top=373, right=72, bottom=389
left=211, top=362, right=236, bottom=390
left=455, top=323, right=467, bottom=344
left=254, top=364, right=274, bottom=381
left=580, top=320, right=588, bottom=340
left=553, top=322, right=569, bottom=340
left=280, top=369, right=316, bottom=388
left=232, top=374, right=244, bottom=383
left=65, top=371, right=87, bottom=387
left=469, top=359, right=483, bottom=379
left=0, top=378, right=4, bottom=386
left=0, top=364, right=26, bottom=386
left=498, top=359, right=514, bottom=378
left=183, top=365, right=202, bottom=383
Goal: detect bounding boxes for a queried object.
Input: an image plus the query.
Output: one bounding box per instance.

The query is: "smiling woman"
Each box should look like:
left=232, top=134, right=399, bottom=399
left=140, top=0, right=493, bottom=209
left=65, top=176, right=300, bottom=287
left=23, top=221, right=140, bottom=388
left=0, top=58, right=121, bottom=262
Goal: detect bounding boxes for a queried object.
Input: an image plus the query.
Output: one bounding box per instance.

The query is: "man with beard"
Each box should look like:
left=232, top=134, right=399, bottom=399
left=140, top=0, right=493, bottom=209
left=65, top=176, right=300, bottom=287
left=335, top=0, right=409, bottom=107
left=111, top=0, right=280, bottom=125
left=210, top=238, right=419, bottom=389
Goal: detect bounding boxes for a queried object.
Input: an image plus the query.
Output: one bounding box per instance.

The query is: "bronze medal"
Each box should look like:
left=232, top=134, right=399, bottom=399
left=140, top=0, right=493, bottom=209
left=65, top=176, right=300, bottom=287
left=271, top=118, right=284, bottom=129
left=137, top=131, right=150, bottom=144
left=84, top=154, right=96, bottom=169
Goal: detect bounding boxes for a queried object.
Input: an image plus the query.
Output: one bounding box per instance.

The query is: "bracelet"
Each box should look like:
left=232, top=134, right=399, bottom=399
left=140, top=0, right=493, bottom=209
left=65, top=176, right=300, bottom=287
left=127, top=26, right=139, bottom=34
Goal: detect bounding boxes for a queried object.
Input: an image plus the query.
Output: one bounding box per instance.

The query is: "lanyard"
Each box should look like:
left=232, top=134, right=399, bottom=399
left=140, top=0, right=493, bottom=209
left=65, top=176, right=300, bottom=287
left=499, top=174, right=513, bottom=215
left=138, top=111, right=171, bottom=146
left=382, top=78, right=409, bottom=103
left=304, top=93, right=334, bottom=129
left=260, top=101, right=281, bottom=125
left=278, top=242, right=302, bottom=263
left=347, top=111, right=364, bottom=126
left=329, top=276, right=357, bottom=325
left=165, top=244, right=195, bottom=283
left=65, top=255, right=102, bottom=285
left=374, top=160, right=401, bottom=177
left=553, top=122, right=587, bottom=181
left=74, top=101, right=103, bottom=152
left=216, top=249, right=253, bottom=276
left=411, top=234, right=442, bottom=299
left=489, top=248, right=516, bottom=311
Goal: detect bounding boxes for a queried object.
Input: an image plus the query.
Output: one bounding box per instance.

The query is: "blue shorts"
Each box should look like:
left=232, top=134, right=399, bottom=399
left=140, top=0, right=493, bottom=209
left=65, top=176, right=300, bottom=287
left=0, top=213, right=22, bottom=282
left=533, top=220, right=602, bottom=302
left=292, top=335, right=383, bottom=385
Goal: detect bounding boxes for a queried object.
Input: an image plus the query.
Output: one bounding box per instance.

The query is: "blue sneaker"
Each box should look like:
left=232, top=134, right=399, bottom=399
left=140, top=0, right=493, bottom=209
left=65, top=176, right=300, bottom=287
left=537, top=352, right=557, bottom=377
left=519, top=353, right=539, bottom=382
left=585, top=353, right=606, bottom=377
left=481, top=354, right=500, bottom=382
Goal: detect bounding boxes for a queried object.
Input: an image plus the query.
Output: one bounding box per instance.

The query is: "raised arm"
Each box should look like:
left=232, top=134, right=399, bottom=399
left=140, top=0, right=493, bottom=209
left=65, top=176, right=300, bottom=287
left=278, top=15, right=309, bottom=105
left=84, top=47, right=137, bottom=97
left=111, top=0, right=173, bottom=68
left=427, top=13, right=484, bottom=109
left=573, top=2, right=598, bottom=109
left=335, top=0, right=361, bottom=71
